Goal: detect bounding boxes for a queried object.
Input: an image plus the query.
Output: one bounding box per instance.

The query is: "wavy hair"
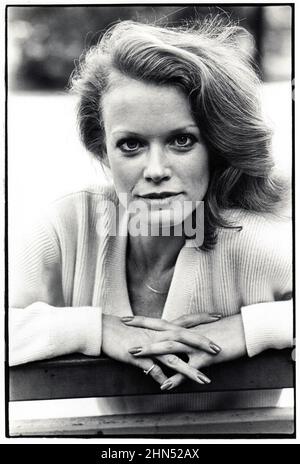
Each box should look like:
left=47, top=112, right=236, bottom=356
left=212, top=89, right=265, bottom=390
left=70, top=18, right=287, bottom=250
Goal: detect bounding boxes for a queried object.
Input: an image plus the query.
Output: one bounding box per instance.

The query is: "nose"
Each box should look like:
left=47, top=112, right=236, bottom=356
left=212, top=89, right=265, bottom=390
left=143, top=143, right=171, bottom=183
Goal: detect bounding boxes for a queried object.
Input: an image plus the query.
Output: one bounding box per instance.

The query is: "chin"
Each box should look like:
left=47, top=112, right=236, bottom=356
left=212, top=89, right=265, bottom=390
left=144, top=208, right=192, bottom=237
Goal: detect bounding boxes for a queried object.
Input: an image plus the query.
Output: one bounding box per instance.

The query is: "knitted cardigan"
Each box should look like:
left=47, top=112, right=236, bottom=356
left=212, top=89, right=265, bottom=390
left=9, top=184, right=293, bottom=366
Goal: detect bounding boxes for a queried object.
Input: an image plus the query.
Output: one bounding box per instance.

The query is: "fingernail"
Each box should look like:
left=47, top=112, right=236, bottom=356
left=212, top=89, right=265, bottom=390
left=197, top=374, right=211, bottom=384
left=195, top=376, right=205, bottom=385
left=160, top=380, right=173, bottom=391
left=121, top=316, right=134, bottom=323
left=209, top=313, right=222, bottom=320
left=209, top=343, right=221, bottom=354
left=128, top=347, right=142, bottom=355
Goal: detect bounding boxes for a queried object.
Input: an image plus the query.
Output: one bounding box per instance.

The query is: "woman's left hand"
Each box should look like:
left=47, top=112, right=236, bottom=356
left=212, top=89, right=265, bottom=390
left=125, top=314, right=247, bottom=390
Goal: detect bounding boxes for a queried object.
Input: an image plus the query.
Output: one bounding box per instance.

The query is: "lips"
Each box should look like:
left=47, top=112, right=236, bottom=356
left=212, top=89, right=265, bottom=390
left=139, top=192, right=181, bottom=199
left=135, top=192, right=184, bottom=209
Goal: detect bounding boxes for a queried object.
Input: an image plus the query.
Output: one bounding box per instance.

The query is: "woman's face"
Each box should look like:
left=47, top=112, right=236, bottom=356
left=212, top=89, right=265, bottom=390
left=102, top=75, right=210, bottom=230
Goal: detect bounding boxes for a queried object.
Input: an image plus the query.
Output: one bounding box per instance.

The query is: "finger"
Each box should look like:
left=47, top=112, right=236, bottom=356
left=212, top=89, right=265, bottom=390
left=160, top=373, right=186, bottom=390
left=129, top=341, right=192, bottom=357
left=160, top=355, right=208, bottom=390
left=170, top=313, right=222, bottom=328
left=134, top=358, right=168, bottom=386
left=156, top=354, right=211, bottom=386
left=155, top=328, right=222, bottom=355
left=121, top=315, right=180, bottom=331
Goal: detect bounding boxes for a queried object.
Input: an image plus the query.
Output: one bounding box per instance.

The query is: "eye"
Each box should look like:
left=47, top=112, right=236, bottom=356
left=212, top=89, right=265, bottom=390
left=171, top=134, right=197, bottom=150
left=117, top=138, right=143, bottom=154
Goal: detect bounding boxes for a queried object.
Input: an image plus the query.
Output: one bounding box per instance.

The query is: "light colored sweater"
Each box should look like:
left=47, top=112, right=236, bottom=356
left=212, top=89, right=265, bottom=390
left=9, top=184, right=293, bottom=366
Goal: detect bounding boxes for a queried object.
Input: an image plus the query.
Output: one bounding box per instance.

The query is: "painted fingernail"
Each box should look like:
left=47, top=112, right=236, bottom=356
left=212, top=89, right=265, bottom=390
left=209, top=343, right=221, bottom=354
left=121, top=316, right=134, bottom=323
left=210, top=313, right=222, bottom=319
left=195, top=376, right=205, bottom=384
left=160, top=380, right=173, bottom=391
left=128, top=347, right=142, bottom=355
left=197, top=374, right=211, bottom=384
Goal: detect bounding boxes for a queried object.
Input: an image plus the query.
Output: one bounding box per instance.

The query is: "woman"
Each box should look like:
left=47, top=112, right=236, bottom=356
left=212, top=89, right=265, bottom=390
left=10, top=19, right=293, bottom=392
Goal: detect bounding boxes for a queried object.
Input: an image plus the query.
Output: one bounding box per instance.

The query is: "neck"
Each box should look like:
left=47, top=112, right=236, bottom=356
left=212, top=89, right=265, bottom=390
left=128, top=231, right=185, bottom=273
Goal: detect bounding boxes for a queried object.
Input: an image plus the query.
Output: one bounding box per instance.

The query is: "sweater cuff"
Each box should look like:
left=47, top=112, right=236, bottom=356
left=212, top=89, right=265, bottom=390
left=241, top=300, right=293, bottom=357
left=50, top=306, right=102, bottom=357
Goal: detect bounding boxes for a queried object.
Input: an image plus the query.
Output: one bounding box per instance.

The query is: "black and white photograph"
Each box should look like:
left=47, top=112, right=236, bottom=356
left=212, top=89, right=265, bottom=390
left=5, top=2, right=294, bottom=441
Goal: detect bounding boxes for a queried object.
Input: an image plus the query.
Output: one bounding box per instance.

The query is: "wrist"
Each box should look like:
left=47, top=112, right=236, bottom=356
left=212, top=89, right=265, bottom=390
left=196, top=314, right=247, bottom=362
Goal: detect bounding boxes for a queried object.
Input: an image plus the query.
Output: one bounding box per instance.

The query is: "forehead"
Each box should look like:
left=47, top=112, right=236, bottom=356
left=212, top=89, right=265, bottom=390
left=101, top=75, right=195, bottom=135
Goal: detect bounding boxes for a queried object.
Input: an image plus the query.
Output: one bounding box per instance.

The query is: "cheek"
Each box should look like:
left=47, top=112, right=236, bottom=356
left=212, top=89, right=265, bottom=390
left=182, top=151, right=210, bottom=188
left=108, top=155, right=139, bottom=194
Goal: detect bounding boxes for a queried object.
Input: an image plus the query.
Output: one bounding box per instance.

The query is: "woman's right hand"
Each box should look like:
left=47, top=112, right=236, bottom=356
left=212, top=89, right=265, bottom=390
left=101, top=313, right=221, bottom=388
left=102, top=314, right=169, bottom=385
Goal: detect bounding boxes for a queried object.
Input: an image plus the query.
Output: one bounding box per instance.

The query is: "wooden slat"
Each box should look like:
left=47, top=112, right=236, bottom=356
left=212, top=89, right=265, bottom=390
left=9, top=349, right=294, bottom=401
left=10, top=407, right=294, bottom=436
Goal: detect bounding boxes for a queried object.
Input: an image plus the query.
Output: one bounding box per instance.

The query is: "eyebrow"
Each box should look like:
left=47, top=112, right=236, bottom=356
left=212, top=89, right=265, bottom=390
left=111, top=125, right=199, bottom=137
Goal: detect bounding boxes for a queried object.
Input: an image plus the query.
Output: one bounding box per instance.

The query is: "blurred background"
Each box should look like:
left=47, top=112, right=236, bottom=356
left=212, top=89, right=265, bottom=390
left=7, top=5, right=292, bottom=228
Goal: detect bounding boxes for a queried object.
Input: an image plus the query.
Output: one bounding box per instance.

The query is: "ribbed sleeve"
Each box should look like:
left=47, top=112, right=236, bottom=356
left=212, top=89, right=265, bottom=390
left=241, top=299, right=293, bottom=357
left=9, top=303, right=102, bottom=366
